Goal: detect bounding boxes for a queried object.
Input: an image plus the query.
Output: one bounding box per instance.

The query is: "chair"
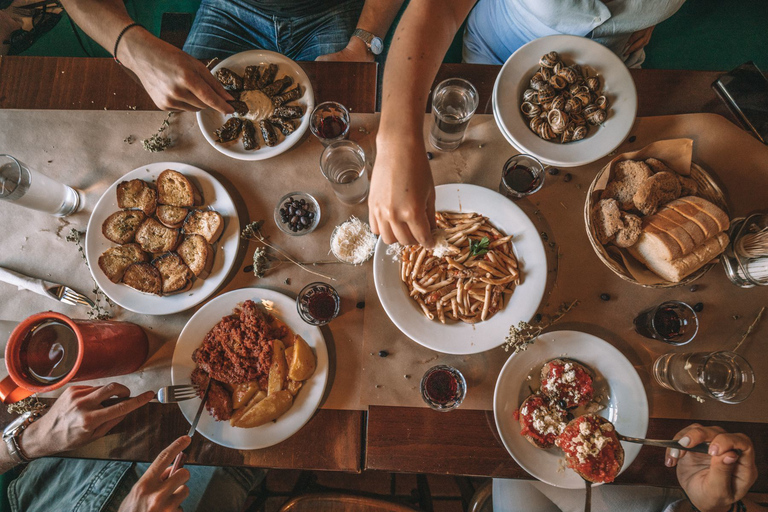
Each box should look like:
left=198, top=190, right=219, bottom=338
left=278, top=493, right=419, bottom=512
left=467, top=479, right=493, bottom=512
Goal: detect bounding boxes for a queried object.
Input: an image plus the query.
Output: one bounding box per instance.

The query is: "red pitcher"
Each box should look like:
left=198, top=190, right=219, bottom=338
left=0, top=311, right=149, bottom=403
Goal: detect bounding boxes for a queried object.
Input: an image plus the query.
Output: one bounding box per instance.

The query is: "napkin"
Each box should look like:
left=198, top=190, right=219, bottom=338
left=0, top=266, right=58, bottom=303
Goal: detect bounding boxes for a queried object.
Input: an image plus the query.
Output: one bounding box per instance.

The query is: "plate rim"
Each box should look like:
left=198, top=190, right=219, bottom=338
left=372, top=183, right=547, bottom=355
left=170, top=287, right=329, bottom=450
left=492, top=34, right=638, bottom=168
left=492, top=329, right=649, bottom=488
left=196, top=49, right=315, bottom=161
left=84, top=161, right=240, bottom=315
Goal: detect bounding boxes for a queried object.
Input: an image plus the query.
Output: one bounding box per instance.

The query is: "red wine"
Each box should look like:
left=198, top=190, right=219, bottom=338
left=503, top=164, right=540, bottom=193
left=424, top=369, right=459, bottom=405
left=317, top=115, right=347, bottom=139
left=653, top=307, right=683, bottom=338
left=306, top=290, right=337, bottom=322
left=20, top=320, right=79, bottom=384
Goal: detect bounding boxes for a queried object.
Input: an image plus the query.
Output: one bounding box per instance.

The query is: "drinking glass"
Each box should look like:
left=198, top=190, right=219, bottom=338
left=420, top=365, right=466, bottom=411
left=429, top=78, right=479, bottom=151
left=310, top=101, right=350, bottom=146
left=0, top=154, right=83, bottom=216
left=499, top=154, right=545, bottom=199
left=296, top=282, right=340, bottom=326
left=653, top=351, right=755, bottom=404
left=633, top=301, right=698, bottom=345
left=319, top=140, right=370, bottom=205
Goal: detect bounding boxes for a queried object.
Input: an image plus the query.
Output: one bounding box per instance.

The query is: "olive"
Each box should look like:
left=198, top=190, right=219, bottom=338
left=563, top=173, right=572, bottom=182
left=308, top=212, right=314, bottom=219
left=693, top=302, right=704, bottom=312
left=548, top=167, right=560, bottom=175
left=291, top=216, right=299, bottom=224
left=300, top=199, right=306, bottom=205
left=689, top=285, right=698, bottom=292
left=296, top=209, right=305, bottom=216
left=600, top=293, right=610, bottom=301
left=378, top=350, right=389, bottom=357
left=283, top=201, right=291, bottom=209
left=558, top=399, right=568, bottom=409
left=300, top=217, right=308, bottom=225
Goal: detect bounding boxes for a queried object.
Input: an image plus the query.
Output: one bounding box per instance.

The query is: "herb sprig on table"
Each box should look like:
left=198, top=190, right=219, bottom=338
left=142, top=112, right=173, bottom=152
left=503, top=300, right=579, bottom=353
left=66, top=229, right=114, bottom=319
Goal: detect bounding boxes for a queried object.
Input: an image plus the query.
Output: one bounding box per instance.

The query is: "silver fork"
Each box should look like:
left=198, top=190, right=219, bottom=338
left=157, top=384, right=200, bottom=404
left=47, top=284, right=96, bottom=308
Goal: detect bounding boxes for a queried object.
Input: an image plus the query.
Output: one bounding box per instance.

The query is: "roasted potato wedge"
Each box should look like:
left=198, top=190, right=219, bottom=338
left=268, top=339, right=287, bottom=395
left=232, top=381, right=260, bottom=409
left=231, top=390, right=292, bottom=428
left=230, top=390, right=267, bottom=425
left=287, top=334, right=316, bottom=381
left=286, top=379, right=303, bottom=396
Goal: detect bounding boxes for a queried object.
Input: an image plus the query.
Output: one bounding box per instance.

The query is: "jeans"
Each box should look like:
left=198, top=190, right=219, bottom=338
left=7, top=457, right=265, bottom=512
left=183, top=0, right=364, bottom=61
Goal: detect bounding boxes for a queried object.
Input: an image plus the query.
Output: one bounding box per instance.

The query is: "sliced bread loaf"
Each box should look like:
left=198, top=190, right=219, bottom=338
left=183, top=210, right=223, bottom=244
left=629, top=231, right=728, bottom=282
left=157, top=170, right=199, bottom=207
left=102, top=210, right=146, bottom=244
left=98, top=243, right=149, bottom=283
left=135, top=218, right=181, bottom=254
left=117, top=179, right=157, bottom=216
left=152, top=252, right=194, bottom=295
left=122, top=262, right=162, bottom=295
left=177, top=234, right=214, bottom=278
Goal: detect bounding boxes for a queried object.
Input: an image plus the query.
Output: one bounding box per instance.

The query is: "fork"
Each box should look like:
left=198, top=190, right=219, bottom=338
left=617, top=433, right=712, bottom=455
left=157, top=384, right=200, bottom=404
left=47, top=284, right=96, bottom=308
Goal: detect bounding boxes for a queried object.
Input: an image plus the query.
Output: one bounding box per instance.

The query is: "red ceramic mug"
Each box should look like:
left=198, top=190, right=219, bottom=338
left=0, top=311, right=149, bottom=403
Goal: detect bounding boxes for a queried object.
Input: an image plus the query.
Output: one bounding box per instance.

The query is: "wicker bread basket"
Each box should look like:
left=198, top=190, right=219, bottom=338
left=584, top=162, right=729, bottom=288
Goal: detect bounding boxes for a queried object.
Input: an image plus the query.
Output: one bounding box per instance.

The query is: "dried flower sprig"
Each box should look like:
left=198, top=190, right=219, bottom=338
left=503, top=300, right=579, bottom=353
left=733, top=306, right=765, bottom=353
left=241, top=221, right=335, bottom=280
left=142, top=112, right=173, bottom=152
left=66, top=229, right=114, bottom=319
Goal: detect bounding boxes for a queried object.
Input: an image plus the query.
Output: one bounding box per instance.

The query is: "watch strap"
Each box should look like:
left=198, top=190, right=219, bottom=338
left=5, top=432, right=30, bottom=464
left=352, top=28, right=382, bottom=55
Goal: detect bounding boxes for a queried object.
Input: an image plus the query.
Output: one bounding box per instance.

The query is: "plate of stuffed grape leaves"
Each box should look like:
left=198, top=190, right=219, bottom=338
left=197, top=50, right=315, bottom=161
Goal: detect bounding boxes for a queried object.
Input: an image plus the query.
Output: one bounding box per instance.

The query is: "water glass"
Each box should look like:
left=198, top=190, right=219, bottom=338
left=499, top=154, right=545, bottom=199
left=633, top=301, right=698, bottom=345
left=310, top=101, right=350, bottom=146
left=420, top=365, right=466, bottom=412
left=429, top=78, right=479, bottom=151
left=319, top=140, right=370, bottom=205
left=653, top=351, right=755, bottom=404
left=0, top=154, right=83, bottom=216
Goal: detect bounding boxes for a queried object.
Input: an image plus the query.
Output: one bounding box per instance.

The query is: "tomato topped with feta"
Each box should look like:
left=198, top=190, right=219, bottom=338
left=516, top=393, right=568, bottom=448
left=541, top=359, right=594, bottom=409
left=556, top=414, right=624, bottom=483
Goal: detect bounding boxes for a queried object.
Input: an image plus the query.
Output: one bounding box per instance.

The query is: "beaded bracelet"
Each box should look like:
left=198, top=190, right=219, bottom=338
left=113, top=22, right=143, bottom=65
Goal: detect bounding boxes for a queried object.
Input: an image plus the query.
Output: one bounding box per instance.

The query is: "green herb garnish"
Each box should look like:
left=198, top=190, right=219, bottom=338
left=469, top=236, right=490, bottom=257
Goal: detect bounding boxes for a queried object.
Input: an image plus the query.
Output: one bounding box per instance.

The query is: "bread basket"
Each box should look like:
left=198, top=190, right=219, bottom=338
left=584, top=162, right=729, bottom=288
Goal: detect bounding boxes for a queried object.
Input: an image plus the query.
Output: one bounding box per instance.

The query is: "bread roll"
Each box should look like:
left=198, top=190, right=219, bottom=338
left=629, top=231, right=728, bottom=282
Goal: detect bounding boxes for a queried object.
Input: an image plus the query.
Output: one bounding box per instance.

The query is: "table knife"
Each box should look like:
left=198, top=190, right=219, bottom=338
left=170, top=380, right=210, bottom=475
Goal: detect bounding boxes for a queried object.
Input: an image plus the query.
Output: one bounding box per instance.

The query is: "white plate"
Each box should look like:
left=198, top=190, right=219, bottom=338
left=373, top=184, right=547, bottom=355
left=493, top=35, right=637, bottom=167
left=197, top=50, right=315, bottom=161
left=493, top=330, right=649, bottom=488
left=85, top=162, right=240, bottom=315
left=170, top=288, right=329, bottom=450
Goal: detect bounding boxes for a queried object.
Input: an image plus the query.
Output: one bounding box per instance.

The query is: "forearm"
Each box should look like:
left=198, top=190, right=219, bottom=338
left=59, top=0, right=135, bottom=56
left=355, top=0, right=406, bottom=39
left=378, top=0, right=477, bottom=146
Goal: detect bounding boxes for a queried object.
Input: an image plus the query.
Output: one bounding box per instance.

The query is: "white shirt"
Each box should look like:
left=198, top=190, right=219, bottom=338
left=463, top=0, right=686, bottom=68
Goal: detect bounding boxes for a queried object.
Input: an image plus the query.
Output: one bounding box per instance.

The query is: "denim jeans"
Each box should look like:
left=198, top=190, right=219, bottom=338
left=7, top=457, right=265, bottom=512
left=183, top=0, right=364, bottom=61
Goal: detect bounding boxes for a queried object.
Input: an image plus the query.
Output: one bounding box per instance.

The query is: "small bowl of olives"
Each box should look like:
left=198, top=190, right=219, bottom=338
left=274, top=191, right=321, bottom=236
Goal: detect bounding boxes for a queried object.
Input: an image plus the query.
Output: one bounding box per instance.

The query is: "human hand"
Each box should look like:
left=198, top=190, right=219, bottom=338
left=118, top=27, right=234, bottom=113
left=666, top=424, right=757, bottom=512
left=20, top=384, right=154, bottom=459
left=316, top=36, right=374, bottom=62
left=369, top=136, right=436, bottom=247
left=624, top=26, right=655, bottom=56
left=118, top=436, right=192, bottom=512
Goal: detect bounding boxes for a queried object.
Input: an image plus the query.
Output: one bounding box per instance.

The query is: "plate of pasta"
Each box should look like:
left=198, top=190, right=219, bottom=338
left=373, top=183, right=548, bottom=355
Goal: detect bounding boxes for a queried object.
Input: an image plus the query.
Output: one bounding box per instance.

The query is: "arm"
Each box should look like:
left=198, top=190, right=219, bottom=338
left=59, top=0, right=233, bottom=113
left=316, top=0, right=406, bottom=62
left=0, top=384, right=153, bottom=475
left=368, top=0, right=477, bottom=246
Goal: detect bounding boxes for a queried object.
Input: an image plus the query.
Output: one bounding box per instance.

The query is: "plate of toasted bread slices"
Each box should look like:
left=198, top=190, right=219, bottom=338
left=493, top=330, right=648, bottom=488
left=86, top=162, right=240, bottom=315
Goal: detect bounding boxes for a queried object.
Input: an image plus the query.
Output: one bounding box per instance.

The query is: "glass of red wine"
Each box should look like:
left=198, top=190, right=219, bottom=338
left=297, top=282, right=341, bottom=326
left=499, top=154, right=545, bottom=199
left=310, top=101, right=350, bottom=146
left=633, top=300, right=699, bottom=345
left=420, top=365, right=466, bottom=411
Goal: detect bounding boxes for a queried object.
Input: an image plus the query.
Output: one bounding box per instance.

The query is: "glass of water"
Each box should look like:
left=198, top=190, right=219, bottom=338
left=319, top=140, right=370, bottom=205
left=429, top=78, right=479, bottom=151
left=653, top=351, right=755, bottom=404
left=0, top=154, right=83, bottom=216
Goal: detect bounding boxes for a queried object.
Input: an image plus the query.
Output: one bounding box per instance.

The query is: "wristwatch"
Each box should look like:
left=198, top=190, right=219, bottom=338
left=3, top=410, right=42, bottom=464
left=352, top=28, right=383, bottom=56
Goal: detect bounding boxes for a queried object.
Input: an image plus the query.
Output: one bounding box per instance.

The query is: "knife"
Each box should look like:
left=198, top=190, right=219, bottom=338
left=170, top=380, right=211, bottom=475
left=0, top=266, right=95, bottom=307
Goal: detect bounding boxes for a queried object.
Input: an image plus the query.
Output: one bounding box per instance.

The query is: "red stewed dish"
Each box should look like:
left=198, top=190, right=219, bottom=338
left=540, top=358, right=594, bottom=409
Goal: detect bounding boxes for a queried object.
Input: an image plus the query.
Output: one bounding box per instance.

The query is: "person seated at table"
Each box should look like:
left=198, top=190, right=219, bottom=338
left=58, top=0, right=404, bottom=113
left=368, top=0, right=685, bottom=247
left=493, top=423, right=765, bottom=512
left=0, top=384, right=264, bottom=511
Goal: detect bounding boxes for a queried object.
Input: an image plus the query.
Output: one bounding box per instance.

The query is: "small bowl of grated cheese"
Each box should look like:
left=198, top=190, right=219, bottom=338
left=330, top=216, right=377, bottom=265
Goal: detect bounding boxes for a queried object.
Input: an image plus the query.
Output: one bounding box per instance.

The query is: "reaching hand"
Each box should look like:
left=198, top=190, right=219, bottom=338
left=369, top=137, right=436, bottom=247
left=316, top=37, right=374, bottom=62
left=20, top=384, right=154, bottom=459
left=666, top=424, right=757, bottom=512
left=118, top=436, right=192, bottom=512
left=118, top=28, right=234, bottom=114
left=624, top=26, right=655, bottom=56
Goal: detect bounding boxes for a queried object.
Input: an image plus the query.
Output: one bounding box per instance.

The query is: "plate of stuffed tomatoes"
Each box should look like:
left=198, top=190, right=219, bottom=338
left=493, top=330, right=648, bottom=488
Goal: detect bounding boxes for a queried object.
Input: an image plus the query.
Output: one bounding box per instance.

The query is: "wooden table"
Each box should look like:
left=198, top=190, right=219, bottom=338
left=366, top=64, right=768, bottom=492
left=0, top=55, right=376, bottom=473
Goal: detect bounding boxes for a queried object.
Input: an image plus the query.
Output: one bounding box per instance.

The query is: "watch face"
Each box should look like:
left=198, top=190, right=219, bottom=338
left=370, top=37, right=384, bottom=55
